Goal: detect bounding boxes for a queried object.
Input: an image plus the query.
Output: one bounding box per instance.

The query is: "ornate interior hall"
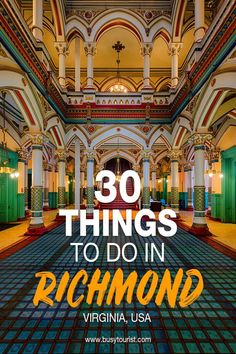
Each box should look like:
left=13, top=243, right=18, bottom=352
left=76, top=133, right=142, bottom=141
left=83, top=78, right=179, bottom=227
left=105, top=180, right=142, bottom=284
left=0, top=0, right=235, bottom=353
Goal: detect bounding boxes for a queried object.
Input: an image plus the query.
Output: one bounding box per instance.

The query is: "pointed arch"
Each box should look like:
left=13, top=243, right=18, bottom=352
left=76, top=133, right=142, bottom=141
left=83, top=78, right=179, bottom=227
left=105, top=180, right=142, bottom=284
left=0, top=70, right=44, bottom=130
left=91, top=127, right=146, bottom=149
left=66, top=128, right=88, bottom=149
left=149, top=127, right=172, bottom=149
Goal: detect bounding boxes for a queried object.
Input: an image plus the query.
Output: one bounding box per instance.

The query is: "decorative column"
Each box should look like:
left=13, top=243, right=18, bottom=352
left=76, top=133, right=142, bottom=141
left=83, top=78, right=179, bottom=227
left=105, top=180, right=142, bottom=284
left=207, top=170, right=212, bottom=213
left=190, top=134, right=212, bottom=236
left=141, top=43, right=153, bottom=89
left=43, top=162, right=49, bottom=210
left=211, top=149, right=221, bottom=194
left=80, top=164, right=86, bottom=206
left=184, top=164, right=193, bottom=210
left=74, top=36, right=81, bottom=91
left=204, top=159, right=211, bottom=213
left=162, top=173, right=168, bottom=203
left=48, top=165, right=54, bottom=209
left=95, top=163, right=103, bottom=191
left=133, top=164, right=141, bottom=209
left=17, top=150, right=26, bottom=219
left=84, top=42, right=96, bottom=89
left=74, top=138, right=80, bottom=210
left=26, top=134, right=46, bottom=235
left=194, top=0, right=206, bottom=42
left=54, top=165, right=58, bottom=204
left=169, top=43, right=182, bottom=88
left=24, top=157, right=29, bottom=216
left=32, top=0, right=43, bottom=42
left=57, top=150, right=66, bottom=209
left=151, top=168, right=157, bottom=199
left=142, top=150, right=150, bottom=208
left=210, top=149, right=221, bottom=220
left=170, top=150, right=182, bottom=217
left=86, top=150, right=95, bottom=214
left=65, top=174, right=69, bottom=205
left=55, top=42, right=68, bottom=88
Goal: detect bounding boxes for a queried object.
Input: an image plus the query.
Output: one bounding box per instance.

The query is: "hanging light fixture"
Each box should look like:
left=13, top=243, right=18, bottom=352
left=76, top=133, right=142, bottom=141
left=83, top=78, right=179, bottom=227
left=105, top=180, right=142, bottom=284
left=0, top=91, right=18, bottom=175
left=110, top=41, right=128, bottom=94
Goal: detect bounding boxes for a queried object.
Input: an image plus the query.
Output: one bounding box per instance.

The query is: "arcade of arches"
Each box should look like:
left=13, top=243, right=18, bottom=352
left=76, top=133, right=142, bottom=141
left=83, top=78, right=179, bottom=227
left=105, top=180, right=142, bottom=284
left=0, top=0, right=235, bottom=245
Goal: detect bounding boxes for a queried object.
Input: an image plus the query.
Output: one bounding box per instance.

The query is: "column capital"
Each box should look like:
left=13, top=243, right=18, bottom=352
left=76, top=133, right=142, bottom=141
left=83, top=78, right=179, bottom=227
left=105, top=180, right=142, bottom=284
left=56, top=149, right=67, bottom=162
left=17, top=148, right=29, bottom=162
left=168, top=149, right=182, bottom=161
left=54, top=41, right=68, bottom=55
left=184, top=163, right=192, bottom=172
left=27, top=132, right=47, bottom=146
left=84, top=42, right=97, bottom=56
left=141, top=42, right=153, bottom=56
left=210, top=148, right=220, bottom=163
left=150, top=165, right=157, bottom=173
left=168, top=42, right=182, bottom=56
left=43, top=161, right=50, bottom=171
left=189, top=133, right=212, bottom=147
left=85, top=149, right=96, bottom=160
left=141, top=149, right=151, bottom=160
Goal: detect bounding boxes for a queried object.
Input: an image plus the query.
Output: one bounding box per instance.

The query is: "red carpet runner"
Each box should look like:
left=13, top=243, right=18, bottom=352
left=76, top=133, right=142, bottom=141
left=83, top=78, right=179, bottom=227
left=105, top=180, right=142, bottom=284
left=99, top=177, right=138, bottom=210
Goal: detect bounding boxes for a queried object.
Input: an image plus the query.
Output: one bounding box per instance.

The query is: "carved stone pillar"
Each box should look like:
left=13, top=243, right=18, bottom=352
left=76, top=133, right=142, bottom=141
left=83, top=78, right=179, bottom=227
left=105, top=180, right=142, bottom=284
left=75, top=36, right=81, bottom=91
left=190, top=134, right=212, bottom=236
left=142, top=150, right=150, bottom=208
left=169, top=43, right=182, bottom=88
left=86, top=150, right=95, bottom=214
left=57, top=150, right=67, bottom=209
left=141, top=43, right=153, bottom=89
left=151, top=167, right=157, bottom=199
left=170, top=150, right=182, bottom=217
left=43, top=162, right=49, bottom=210
left=184, top=164, right=193, bottom=210
left=55, top=42, right=68, bottom=88
left=84, top=42, right=96, bottom=89
left=26, top=133, right=47, bottom=235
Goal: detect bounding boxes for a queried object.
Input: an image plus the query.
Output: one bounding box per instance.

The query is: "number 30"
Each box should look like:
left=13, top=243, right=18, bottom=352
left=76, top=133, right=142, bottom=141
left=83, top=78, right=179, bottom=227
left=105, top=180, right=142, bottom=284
left=95, top=170, right=141, bottom=203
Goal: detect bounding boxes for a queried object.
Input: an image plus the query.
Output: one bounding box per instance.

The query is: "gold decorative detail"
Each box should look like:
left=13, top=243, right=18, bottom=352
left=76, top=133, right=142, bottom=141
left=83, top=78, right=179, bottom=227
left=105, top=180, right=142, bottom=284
left=168, top=42, right=182, bottom=56
left=56, top=149, right=67, bottom=161
left=17, top=149, right=28, bottom=161
left=189, top=133, right=212, bottom=146
left=54, top=42, right=68, bottom=55
left=141, top=42, right=153, bottom=56
left=168, top=149, right=182, bottom=161
left=84, top=42, right=96, bottom=56
left=141, top=149, right=151, bottom=159
left=85, top=149, right=96, bottom=160
left=27, top=133, right=47, bottom=145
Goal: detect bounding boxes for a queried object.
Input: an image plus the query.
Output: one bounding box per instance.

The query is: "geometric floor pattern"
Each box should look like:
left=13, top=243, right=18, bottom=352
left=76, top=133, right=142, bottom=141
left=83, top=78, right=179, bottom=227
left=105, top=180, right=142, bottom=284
left=0, top=222, right=235, bottom=353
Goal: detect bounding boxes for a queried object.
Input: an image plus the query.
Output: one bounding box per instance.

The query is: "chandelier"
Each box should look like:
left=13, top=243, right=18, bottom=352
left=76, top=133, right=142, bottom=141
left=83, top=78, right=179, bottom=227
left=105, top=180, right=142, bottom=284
left=110, top=41, right=128, bottom=94
left=0, top=91, right=18, bottom=176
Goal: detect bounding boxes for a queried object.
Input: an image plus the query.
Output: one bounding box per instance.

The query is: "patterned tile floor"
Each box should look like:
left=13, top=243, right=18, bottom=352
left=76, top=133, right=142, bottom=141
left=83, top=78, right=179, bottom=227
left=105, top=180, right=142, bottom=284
left=0, top=222, right=235, bottom=354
